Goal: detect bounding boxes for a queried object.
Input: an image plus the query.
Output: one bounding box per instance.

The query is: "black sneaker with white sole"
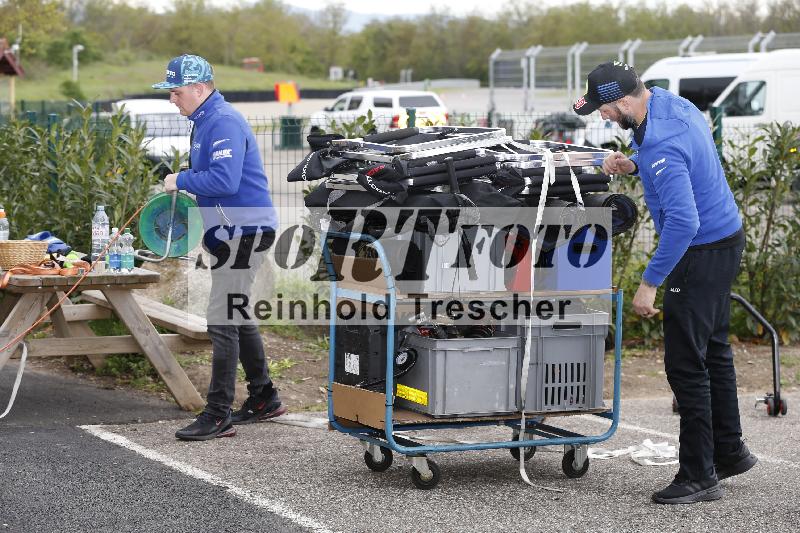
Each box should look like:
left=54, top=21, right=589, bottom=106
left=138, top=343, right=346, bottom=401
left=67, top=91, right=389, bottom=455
left=651, top=475, right=723, bottom=504
left=716, top=443, right=758, bottom=480
left=175, top=411, right=236, bottom=441
left=231, top=393, right=288, bottom=425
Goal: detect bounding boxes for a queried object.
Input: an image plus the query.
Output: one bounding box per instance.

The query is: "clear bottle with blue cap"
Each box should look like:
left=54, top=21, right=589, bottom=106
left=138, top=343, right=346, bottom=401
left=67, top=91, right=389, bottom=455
left=120, top=228, right=135, bottom=273
left=108, top=227, right=121, bottom=272
left=91, top=205, right=109, bottom=267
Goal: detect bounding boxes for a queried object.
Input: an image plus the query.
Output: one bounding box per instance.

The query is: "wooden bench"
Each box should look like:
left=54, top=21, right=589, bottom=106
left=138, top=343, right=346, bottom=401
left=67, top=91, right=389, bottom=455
left=80, top=290, right=210, bottom=341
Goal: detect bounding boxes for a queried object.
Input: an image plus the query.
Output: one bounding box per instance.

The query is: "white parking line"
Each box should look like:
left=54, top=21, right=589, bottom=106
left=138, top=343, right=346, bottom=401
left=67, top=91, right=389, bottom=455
left=80, top=425, right=337, bottom=533
left=578, top=415, right=800, bottom=468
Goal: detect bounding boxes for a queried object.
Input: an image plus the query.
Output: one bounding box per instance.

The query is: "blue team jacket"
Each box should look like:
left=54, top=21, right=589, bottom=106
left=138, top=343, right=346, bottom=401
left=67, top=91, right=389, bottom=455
left=176, top=91, right=278, bottom=239
left=630, top=87, right=741, bottom=287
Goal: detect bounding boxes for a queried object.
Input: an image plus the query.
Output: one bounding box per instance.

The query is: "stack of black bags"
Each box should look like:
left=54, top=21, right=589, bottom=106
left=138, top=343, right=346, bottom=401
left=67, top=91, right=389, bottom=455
left=288, top=128, right=638, bottom=238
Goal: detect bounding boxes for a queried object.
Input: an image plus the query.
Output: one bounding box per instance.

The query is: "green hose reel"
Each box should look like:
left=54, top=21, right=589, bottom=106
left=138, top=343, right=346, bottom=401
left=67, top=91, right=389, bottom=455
left=139, top=192, right=203, bottom=258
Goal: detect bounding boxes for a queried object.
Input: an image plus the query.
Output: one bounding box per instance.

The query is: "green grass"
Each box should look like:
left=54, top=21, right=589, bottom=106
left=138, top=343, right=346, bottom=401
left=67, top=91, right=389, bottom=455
left=1, top=58, right=352, bottom=102
left=307, top=335, right=330, bottom=352
left=236, top=356, right=298, bottom=381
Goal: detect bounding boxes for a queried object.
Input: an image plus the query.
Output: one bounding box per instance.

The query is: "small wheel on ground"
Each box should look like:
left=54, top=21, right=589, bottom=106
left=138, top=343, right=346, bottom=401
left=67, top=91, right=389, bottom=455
left=780, top=398, right=788, bottom=416
left=562, top=449, right=589, bottom=478
left=364, top=447, right=393, bottom=472
left=766, top=396, right=776, bottom=416
left=510, top=445, right=536, bottom=461
left=410, top=458, right=441, bottom=490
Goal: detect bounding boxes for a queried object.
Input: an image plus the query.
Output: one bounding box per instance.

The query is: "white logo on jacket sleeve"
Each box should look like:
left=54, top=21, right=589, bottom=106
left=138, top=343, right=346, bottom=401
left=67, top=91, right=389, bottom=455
left=212, top=138, right=230, bottom=147
left=212, top=148, right=233, bottom=160
left=651, top=157, right=666, bottom=168
left=655, top=167, right=666, bottom=176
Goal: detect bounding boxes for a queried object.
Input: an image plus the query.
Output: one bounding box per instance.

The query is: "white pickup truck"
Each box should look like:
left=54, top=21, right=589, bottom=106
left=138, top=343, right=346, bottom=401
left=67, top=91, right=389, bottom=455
left=309, top=89, right=448, bottom=133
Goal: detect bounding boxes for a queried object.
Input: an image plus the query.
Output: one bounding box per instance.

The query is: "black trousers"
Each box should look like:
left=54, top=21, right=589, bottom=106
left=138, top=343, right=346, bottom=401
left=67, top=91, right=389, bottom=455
left=205, top=236, right=274, bottom=417
left=662, top=232, right=745, bottom=481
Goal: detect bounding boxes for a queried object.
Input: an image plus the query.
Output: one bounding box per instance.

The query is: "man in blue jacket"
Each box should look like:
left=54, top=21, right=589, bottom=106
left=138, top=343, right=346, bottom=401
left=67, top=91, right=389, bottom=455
left=153, top=54, right=286, bottom=440
left=574, top=61, right=757, bottom=504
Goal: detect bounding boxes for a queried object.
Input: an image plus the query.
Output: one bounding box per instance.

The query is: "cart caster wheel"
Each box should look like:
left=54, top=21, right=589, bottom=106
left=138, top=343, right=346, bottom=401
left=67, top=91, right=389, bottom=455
left=780, top=398, right=788, bottom=416
left=562, top=449, right=589, bottom=478
left=766, top=397, right=776, bottom=416
left=672, top=396, right=679, bottom=414
left=364, top=447, right=393, bottom=472
left=510, top=445, right=536, bottom=461
left=410, top=459, right=441, bottom=490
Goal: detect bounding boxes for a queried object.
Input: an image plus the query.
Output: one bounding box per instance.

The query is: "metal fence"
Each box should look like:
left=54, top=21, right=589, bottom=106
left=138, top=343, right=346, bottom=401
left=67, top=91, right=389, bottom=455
left=2, top=110, right=793, bottom=254
left=490, top=30, right=800, bottom=110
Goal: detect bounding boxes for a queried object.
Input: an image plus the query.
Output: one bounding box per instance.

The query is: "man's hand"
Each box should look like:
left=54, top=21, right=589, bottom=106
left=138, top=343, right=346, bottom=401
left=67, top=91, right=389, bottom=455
left=602, top=152, right=636, bottom=175
left=632, top=282, right=660, bottom=318
left=164, top=173, right=179, bottom=192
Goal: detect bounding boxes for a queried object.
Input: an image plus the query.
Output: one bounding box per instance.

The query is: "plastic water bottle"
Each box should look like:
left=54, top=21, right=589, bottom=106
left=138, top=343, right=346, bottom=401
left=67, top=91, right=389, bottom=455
left=91, top=205, right=109, bottom=265
left=120, top=228, right=135, bottom=273
left=108, top=227, right=122, bottom=272
left=0, top=207, right=9, bottom=241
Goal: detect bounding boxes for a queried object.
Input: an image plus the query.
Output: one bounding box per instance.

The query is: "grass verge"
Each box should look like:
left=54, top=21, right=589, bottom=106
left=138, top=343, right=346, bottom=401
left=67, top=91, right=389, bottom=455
left=2, top=58, right=353, bottom=102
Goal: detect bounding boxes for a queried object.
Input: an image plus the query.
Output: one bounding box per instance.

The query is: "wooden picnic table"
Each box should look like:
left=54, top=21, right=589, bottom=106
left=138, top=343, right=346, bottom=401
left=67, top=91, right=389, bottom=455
left=0, top=267, right=208, bottom=411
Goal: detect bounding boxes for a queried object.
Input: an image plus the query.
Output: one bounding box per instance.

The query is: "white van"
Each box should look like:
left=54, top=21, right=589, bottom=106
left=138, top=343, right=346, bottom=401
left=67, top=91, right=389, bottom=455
left=309, top=90, right=448, bottom=133
left=585, top=53, right=760, bottom=148
left=111, top=98, right=191, bottom=168
left=713, top=49, right=800, bottom=136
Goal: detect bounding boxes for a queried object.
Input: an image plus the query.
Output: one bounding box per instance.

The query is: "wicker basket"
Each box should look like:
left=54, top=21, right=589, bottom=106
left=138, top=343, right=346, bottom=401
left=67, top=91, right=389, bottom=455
left=0, top=240, right=49, bottom=269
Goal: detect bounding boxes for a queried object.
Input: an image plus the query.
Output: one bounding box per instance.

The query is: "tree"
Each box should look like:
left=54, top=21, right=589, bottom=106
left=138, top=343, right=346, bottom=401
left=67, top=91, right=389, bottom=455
left=45, top=28, right=102, bottom=68
left=316, top=2, right=348, bottom=70
left=77, top=0, right=164, bottom=54
left=0, top=0, right=66, bottom=59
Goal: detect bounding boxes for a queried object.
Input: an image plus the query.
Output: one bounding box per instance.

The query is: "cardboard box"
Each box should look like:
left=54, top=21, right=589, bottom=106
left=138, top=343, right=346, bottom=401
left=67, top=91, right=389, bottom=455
left=332, top=382, right=387, bottom=429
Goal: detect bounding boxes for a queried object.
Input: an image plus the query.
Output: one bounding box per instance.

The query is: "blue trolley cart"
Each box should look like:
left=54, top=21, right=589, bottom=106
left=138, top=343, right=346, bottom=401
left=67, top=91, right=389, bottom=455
left=323, top=231, right=624, bottom=490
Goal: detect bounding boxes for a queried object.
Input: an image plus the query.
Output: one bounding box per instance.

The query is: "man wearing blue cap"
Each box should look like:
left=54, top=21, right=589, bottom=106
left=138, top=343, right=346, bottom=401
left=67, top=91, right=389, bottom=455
left=153, top=54, right=286, bottom=440
left=573, top=61, right=756, bottom=504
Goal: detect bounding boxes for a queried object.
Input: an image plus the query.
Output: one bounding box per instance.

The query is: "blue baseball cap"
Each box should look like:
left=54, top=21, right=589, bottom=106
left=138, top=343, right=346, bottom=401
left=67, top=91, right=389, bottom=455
left=152, top=54, right=214, bottom=89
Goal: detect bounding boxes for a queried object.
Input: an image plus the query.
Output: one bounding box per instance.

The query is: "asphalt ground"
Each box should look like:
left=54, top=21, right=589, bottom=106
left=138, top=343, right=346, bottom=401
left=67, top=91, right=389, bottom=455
left=0, top=365, right=301, bottom=533
left=2, top=361, right=797, bottom=532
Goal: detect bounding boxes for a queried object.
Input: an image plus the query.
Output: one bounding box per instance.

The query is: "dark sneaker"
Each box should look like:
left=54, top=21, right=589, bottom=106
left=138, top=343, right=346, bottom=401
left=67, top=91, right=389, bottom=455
left=651, top=476, right=723, bottom=504
left=231, top=393, right=287, bottom=425
left=716, top=443, right=758, bottom=480
left=175, top=411, right=236, bottom=441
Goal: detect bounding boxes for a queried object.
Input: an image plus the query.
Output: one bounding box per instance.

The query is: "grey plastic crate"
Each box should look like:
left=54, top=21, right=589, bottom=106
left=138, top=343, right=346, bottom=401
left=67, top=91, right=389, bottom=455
left=518, top=313, right=609, bottom=413
left=395, top=333, right=520, bottom=417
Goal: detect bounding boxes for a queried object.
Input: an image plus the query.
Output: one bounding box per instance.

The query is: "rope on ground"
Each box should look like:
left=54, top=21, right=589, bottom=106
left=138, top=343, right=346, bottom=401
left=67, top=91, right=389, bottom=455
left=588, top=439, right=678, bottom=466
left=0, top=342, right=27, bottom=419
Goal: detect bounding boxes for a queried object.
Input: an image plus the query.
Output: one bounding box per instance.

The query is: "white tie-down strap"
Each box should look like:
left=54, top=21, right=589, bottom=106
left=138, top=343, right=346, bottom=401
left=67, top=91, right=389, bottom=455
left=1, top=342, right=27, bottom=419
left=588, top=439, right=678, bottom=466
left=513, top=149, right=564, bottom=493
left=561, top=152, right=585, bottom=209
left=264, top=413, right=329, bottom=430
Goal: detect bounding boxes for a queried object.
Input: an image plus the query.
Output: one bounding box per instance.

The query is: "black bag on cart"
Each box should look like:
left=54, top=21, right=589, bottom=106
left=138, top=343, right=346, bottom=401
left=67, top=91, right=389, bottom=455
left=307, top=132, right=344, bottom=151
left=288, top=149, right=353, bottom=182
